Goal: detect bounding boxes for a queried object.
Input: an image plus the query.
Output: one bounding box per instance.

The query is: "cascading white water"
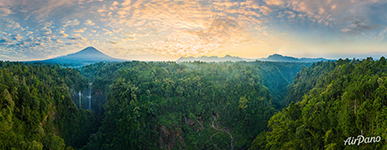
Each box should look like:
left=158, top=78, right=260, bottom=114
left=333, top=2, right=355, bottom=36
left=88, top=83, right=92, bottom=110
left=210, top=115, right=234, bottom=150
left=78, top=91, right=81, bottom=109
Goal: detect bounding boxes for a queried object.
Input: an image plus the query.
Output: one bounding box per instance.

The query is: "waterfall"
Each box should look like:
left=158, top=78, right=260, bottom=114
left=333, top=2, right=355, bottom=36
left=88, top=83, right=92, bottom=110
left=196, top=118, right=204, bottom=130
left=210, top=115, right=234, bottom=150
left=184, top=116, right=188, bottom=124
left=78, top=91, right=81, bottom=109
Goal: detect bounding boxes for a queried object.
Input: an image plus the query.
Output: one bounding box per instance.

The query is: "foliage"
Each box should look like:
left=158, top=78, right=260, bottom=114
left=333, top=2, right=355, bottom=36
left=0, top=62, right=96, bottom=149
left=0, top=60, right=309, bottom=149
left=251, top=57, right=387, bottom=149
left=82, top=61, right=307, bottom=149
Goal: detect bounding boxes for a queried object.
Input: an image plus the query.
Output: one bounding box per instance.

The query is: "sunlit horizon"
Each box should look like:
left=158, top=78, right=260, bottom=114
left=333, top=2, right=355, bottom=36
left=1, top=0, right=387, bottom=61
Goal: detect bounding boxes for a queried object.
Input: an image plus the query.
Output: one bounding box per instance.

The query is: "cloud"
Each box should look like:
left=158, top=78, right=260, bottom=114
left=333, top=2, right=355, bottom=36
left=378, top=27, right=387, bottom=40
left=23, top=0, right=76, bottom=22
left=0, top=37, right=11, bottom=43
left=137, top=33, right=149, bottom=36
left=126, top=33, right=135, bottom=36
left=102, top=28, right=112, bottom=34
left=57, top=31, right=68, bottom=37
left=6, top=19, right=20, bottom=29
left=63, top=19, right=80, bottom=27
left=26, top=36, right=34, bottom=42
left=265, top=0, right=284, bottom=6
left=73, top=28, right=87, bottom=33
left=124, top=37, right=136, bottom=41
left=59, top=33, right=69, bottom=37
left=65, top=42, right=83, bottom=47
left=98, top=5, right=107, bottom=13
left=11, top=34, right=23, bottom=41
left=67, top=36, right=86, bottom=41
left=121, top=0, right=131, bottom=6
left=286, top=11, right=296, bottom=19
left=341, top=17, right=379, bottom=35
left=26, top=31, right=34, bottom=35
left=40, top=28, right=53, bottom=36
left=44, top=37, right=51, bottom=43
left=55, top=39, right=64, bottom=43
left=1, top=0, right=387, bottom=60
left=255, top=0, right=339, bottom=25
left=97, top=0, right=268, bottom=56
left=108, top=40, right=119, bottom=45
left=85, top=20, right=95, bottom=26
left=0, top=7, right=13, bottom=16
left=113, top=28, right=123, bottom=33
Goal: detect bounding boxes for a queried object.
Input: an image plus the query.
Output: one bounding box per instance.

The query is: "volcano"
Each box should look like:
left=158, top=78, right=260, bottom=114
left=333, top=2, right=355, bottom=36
left=31, top=47, right=127, bottom=65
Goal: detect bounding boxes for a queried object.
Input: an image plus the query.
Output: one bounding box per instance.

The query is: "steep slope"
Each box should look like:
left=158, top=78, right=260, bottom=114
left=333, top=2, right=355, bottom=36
left=0, top=62, right=97, bottom=149
left=250, top=57, right=387, bottom=150
left=282, top=60, right=337, bottom=107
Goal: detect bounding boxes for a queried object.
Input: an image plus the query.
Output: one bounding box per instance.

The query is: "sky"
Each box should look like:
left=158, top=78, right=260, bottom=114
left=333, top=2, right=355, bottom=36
left=1, top=0, right=387, bottom=61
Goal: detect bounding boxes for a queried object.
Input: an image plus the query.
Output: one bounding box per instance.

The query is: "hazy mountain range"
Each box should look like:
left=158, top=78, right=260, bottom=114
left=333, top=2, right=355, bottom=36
left=25, top=47, right=332, bottom=66
left=176, top=55, right=244, bottom=62
left=177, top=54, right=332, bottom=62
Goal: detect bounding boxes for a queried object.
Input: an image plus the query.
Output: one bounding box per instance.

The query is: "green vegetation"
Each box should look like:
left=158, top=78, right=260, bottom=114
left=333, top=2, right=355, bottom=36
left=0, top=62, right=97, bottom=149
left=81, top=61, right=307, bottom=149
left=13, top=58, right=387, bottom=150
left=251, top=57, right=387, bottom=149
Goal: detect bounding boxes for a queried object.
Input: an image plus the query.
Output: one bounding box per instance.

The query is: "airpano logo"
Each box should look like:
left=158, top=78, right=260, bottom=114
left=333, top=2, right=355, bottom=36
left=344, top=135, right=381, bottom=146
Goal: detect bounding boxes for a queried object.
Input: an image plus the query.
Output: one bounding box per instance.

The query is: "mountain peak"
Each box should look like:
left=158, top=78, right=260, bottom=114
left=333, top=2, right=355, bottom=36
left=270, top=53, right=282, bottom=56
left=263, top=54, right=330, bottom=62
left=37, top=47, right=127, bottom=65
left=82, top=46, right=98, bottom=52
left=70, top=46, right=104, bottom=56
left=268, top=54, right=286, bottom=58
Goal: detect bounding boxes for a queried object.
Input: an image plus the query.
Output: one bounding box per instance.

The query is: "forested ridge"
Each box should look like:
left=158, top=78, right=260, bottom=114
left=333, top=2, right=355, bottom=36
left=5, top=58, right=387, bottom=150
left=0, top=60, right=308, bottom=149
left=250, top=57, right=387, bottom=150
left=0, top=62, right=97, bottom=149
left=81, top=61, right=308, bottom=149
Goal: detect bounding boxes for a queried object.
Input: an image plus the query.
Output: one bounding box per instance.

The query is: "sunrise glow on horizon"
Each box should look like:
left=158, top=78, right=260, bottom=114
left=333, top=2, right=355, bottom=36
left=1, top=0, right=387, bottom=61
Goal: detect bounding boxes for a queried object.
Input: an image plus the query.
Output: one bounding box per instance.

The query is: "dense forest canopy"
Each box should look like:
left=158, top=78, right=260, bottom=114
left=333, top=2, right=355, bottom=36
left=81, top=61, right=308, bottom=149
left=0, top=62, right=97, bottom=150
left=251, top=57, right=387, bottom=150
left=2, top=58, right=387, bottom=150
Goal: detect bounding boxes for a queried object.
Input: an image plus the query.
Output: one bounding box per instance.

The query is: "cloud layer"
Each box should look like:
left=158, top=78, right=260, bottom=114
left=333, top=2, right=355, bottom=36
left=0, top=0, right=387, bottom=60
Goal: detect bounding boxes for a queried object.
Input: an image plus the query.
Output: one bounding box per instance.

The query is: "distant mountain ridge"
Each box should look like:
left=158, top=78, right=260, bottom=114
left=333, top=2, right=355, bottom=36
left=27, top=47, right=127, bottom=66
left=177, top=55, right=243, bottom=62
left=177, top=54, right=332, bottom=62
left=260, top=54, right=331, bottom=62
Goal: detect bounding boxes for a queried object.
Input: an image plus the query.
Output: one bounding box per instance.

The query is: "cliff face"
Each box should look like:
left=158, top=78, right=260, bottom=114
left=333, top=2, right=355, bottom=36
left=159, top=125, right=184, bottom=150
left=70, top=83, right=98, bottom=111
left=71, top=90, right=90, bottom=110
left=157, top=110, right=235, bottom=150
